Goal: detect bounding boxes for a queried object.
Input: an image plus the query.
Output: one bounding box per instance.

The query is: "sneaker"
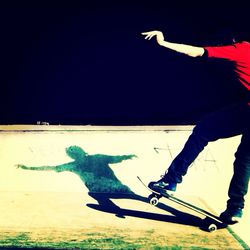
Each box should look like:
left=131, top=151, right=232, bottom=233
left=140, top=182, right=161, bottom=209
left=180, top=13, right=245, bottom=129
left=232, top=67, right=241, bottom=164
left=148, top=176, right=177, bottom=194
left=219, top=208, right=243, bottom=225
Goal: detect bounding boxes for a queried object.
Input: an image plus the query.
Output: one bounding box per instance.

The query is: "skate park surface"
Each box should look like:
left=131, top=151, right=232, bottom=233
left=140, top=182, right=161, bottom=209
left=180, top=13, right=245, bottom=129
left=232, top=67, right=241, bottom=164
left=0, top=125, right=249, bottom=249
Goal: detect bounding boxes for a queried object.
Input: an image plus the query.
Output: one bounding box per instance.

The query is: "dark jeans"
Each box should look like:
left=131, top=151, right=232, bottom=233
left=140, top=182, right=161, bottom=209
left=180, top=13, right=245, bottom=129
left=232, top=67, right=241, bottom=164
left=165, top=102, right=250, bottom=210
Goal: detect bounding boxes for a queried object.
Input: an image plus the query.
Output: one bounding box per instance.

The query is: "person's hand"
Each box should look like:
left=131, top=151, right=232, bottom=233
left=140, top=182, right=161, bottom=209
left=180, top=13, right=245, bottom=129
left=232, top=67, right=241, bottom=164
left=141, top=30, right=165, bottom=45
left=15, top=164, right=26, bottom=169
left=128, top=154, right=138, bottom=160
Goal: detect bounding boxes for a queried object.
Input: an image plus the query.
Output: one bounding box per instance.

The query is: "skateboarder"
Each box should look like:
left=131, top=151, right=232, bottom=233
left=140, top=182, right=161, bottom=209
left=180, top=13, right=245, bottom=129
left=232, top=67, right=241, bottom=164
left=141, top=30, right=250, bottom=224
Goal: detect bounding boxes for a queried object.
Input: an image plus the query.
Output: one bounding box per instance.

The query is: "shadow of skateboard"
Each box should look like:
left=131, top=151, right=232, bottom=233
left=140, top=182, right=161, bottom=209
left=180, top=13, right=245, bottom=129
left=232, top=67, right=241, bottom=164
left=137, top=176, right=227, bottom=232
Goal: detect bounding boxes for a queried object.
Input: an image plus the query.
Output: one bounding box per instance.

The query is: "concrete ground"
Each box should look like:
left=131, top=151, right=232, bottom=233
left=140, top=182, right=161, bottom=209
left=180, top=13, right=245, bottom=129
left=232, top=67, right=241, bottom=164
left=0, top=125, right=249, bottom=249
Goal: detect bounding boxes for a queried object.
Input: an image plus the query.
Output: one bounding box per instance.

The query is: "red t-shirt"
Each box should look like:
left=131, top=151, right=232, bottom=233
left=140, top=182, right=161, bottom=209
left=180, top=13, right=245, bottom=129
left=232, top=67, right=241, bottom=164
left=205, top=42, right=250, bottom=91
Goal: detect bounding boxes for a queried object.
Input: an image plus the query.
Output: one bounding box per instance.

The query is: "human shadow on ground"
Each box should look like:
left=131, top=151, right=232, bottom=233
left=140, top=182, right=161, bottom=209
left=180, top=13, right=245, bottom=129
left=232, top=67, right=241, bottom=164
left=17, top=145, right=205, bottom=229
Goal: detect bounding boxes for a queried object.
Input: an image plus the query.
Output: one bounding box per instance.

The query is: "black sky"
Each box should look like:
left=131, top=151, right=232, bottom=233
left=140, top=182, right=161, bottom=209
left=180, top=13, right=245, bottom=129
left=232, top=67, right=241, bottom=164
left=1, top=1, right=250, bottom=125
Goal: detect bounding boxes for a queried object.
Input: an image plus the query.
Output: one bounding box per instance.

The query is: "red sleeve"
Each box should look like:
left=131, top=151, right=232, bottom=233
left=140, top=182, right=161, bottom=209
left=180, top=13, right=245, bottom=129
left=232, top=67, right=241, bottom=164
left=205, top=44, right=240, bottom=62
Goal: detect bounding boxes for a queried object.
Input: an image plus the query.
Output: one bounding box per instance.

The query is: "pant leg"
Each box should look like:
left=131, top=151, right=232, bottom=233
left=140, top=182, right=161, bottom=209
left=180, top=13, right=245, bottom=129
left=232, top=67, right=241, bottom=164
left=165, top=102, right=250, bottom=183
left=227, top=133, right=250, bottom=210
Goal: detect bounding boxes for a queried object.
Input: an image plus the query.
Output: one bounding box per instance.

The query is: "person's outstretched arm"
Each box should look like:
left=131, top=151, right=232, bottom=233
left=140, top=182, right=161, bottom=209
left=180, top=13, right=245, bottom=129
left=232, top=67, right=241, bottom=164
left=142, top=30, right=205, bottom=57
left=16, top=164, right=56, bottom=171
left=16, top=162, right=75, bottom=172
left=95, top=154, right=137, bottom=164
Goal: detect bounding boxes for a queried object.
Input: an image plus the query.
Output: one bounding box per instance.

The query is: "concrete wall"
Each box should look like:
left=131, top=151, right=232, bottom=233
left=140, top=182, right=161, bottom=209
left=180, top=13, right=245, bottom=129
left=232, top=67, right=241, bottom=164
left=0, top=126, right=249, bottom=245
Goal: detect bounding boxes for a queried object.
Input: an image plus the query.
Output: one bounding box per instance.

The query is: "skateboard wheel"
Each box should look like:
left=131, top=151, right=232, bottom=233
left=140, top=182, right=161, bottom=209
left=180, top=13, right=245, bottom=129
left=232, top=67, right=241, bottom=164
left=148, top=194, right=159, bottom=206
left=208, top=223, right=217, bottom=232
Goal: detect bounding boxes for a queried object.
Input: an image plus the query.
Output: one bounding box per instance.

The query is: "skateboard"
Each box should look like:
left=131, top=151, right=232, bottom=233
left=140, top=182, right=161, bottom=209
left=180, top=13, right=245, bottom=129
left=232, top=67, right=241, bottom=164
left=137, top=176, right=227, bottom=232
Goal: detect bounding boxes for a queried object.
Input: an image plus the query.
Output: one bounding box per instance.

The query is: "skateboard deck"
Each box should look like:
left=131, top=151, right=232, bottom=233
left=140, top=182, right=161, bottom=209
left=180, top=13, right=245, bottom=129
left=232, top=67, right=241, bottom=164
left=137, top=176, right=227, bottom=232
